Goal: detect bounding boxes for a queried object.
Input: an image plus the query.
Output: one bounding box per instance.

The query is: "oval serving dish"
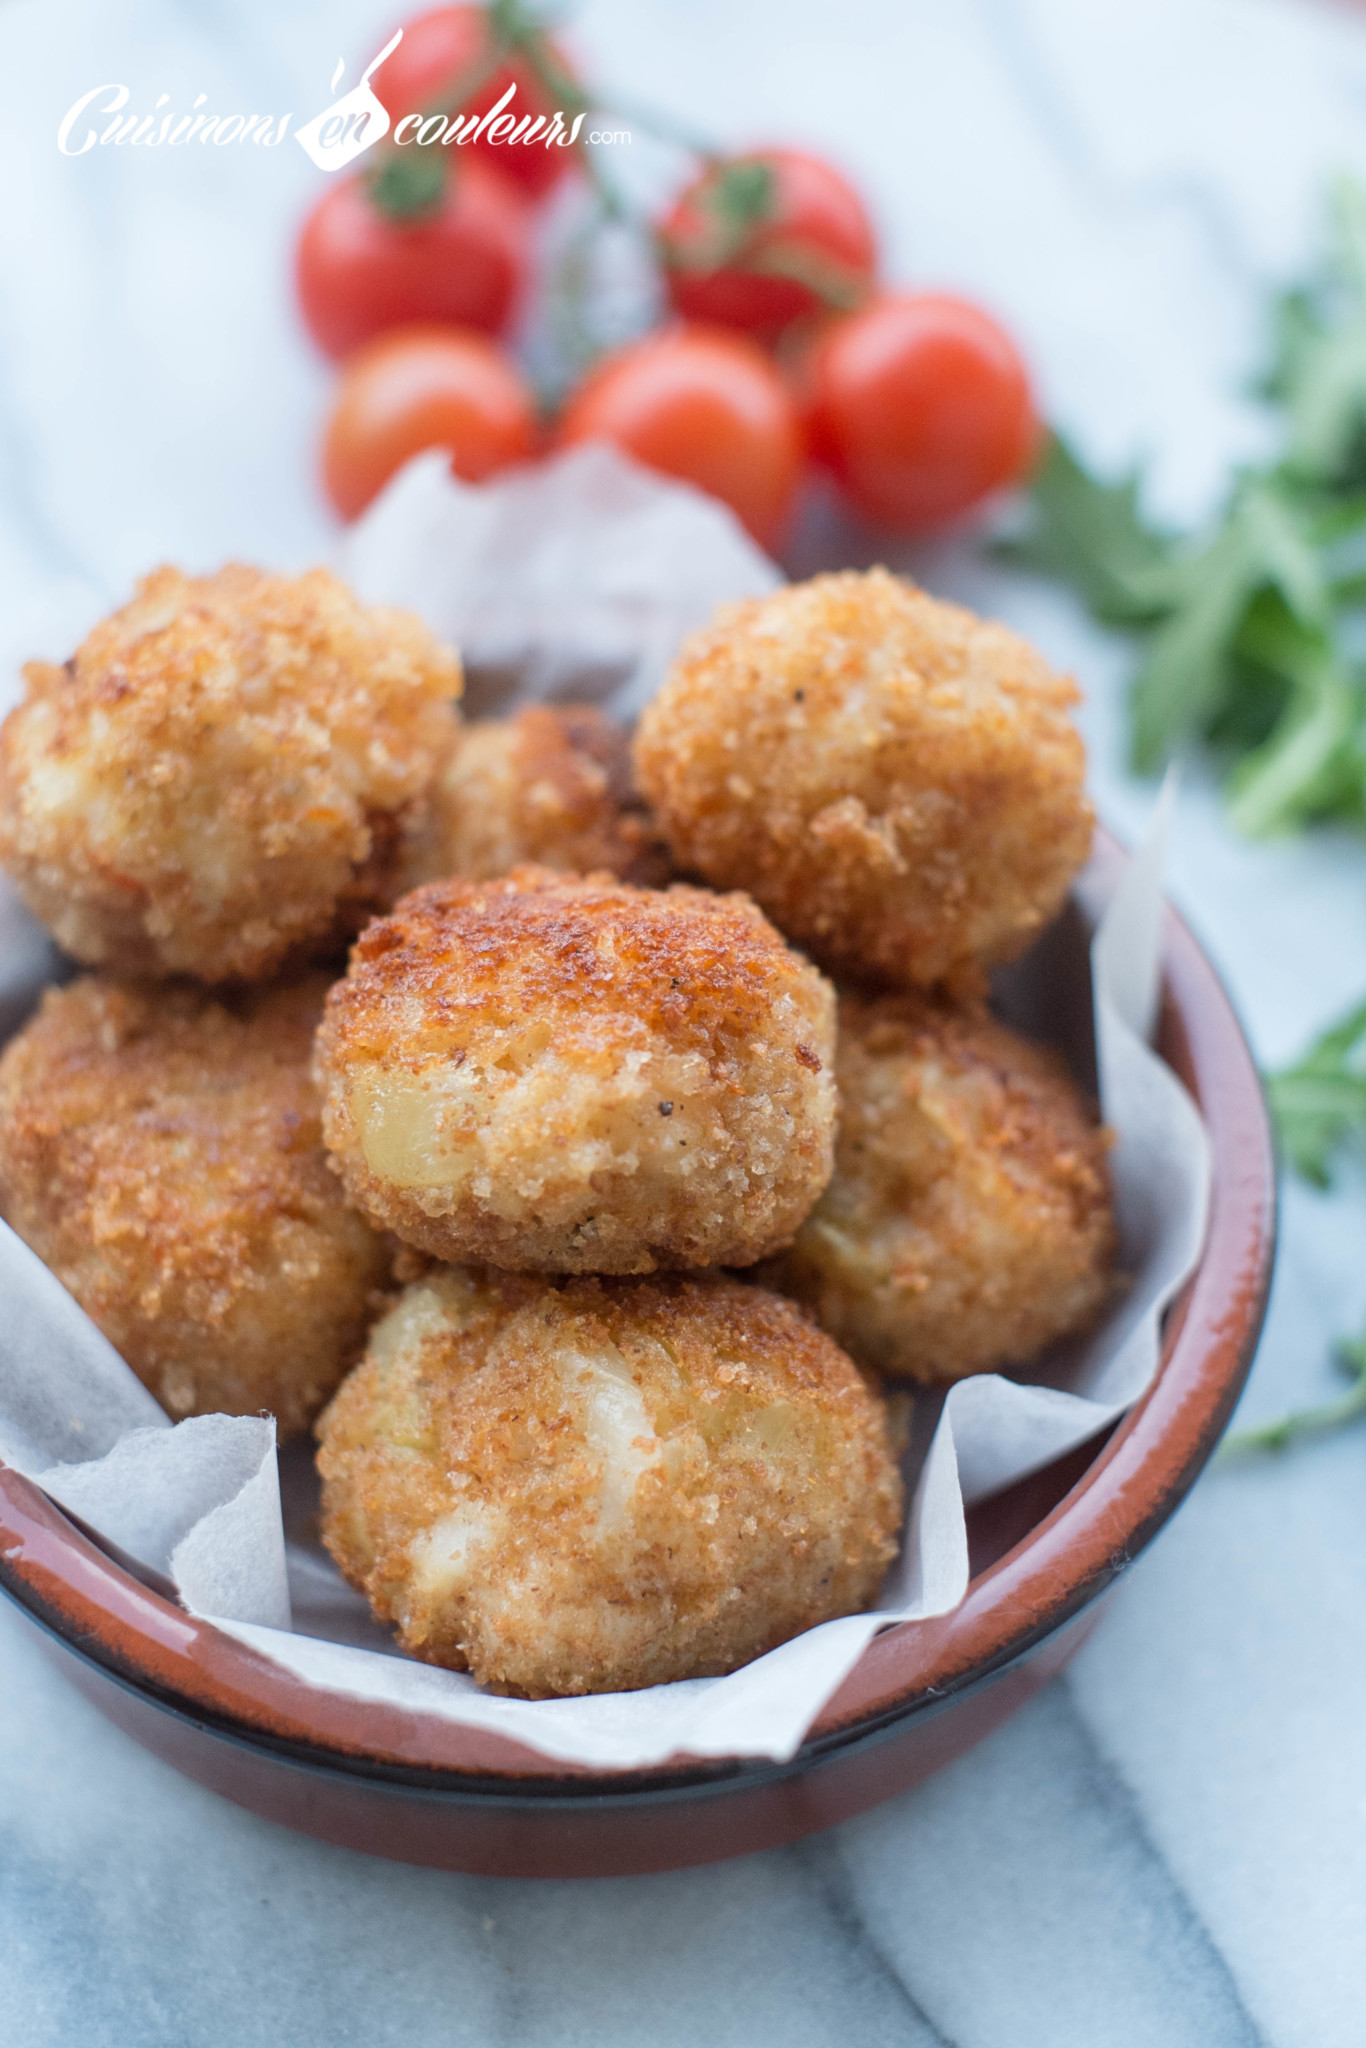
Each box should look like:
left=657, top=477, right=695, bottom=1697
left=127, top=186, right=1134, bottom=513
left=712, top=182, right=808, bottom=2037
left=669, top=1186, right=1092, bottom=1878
left=0, top=832, right=1275, bottom=1880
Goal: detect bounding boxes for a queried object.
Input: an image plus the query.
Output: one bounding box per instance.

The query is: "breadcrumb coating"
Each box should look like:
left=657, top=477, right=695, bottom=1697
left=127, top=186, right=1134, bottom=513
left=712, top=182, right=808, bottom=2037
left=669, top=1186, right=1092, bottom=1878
left=315, top=866, right=837, bottom=1273
left=317, top=1267, right=902, bottom=1696
left=762, top=990, right=1118, bottom=1383
left=0, top=973, right=392, bottom=1434
left=633, top=568, right=1093, bottom=989
left=0, top=564, right=461, bottom=982
left=398, top=705, right=670, bottom=890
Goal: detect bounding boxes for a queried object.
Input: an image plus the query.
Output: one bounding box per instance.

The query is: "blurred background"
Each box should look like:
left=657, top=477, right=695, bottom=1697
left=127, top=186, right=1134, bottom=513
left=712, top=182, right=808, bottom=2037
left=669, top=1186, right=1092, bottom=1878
left=5, top=4, right=1366, bottom=2045
left=7, top=0, right=1366, bottom=595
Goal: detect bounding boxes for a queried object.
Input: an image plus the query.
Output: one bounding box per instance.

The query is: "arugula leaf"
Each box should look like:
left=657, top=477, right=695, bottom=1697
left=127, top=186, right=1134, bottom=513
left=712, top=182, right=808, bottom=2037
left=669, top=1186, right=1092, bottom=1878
left=1009, top=182, right=1366, bottom=821
left=1005, top=445, right=1354, bottom=783
left=1279, top=178, right=1366, bottom=489
left=1224, top=606, right=1365, bottom=836
left=1226, top=1001, right=1366, bottom=1457
left=1224, top=1324, right=1366, bottom=1454
left=996, top=433, right=1181, bottom=624
left=1128, top=475, right=1332, bottom=771
left=1260, top=282, right=1320, bottom=407
left=1010, top=187, right=1366, bottom=1456
left=1266, top=995, right=1366, bottom=1185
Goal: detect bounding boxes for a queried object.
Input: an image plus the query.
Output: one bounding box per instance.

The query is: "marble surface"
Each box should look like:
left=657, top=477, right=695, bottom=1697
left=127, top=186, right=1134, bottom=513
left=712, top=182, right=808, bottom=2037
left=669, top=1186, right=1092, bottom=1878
left=3, top=1, right=1366, bottom=2041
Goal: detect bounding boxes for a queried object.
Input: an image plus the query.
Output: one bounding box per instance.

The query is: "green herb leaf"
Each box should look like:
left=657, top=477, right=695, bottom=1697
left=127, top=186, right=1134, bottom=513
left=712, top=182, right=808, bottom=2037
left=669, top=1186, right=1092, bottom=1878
left=1222, top=1323, right=1366, bottom=1454
left=1266, top=994, right=1366, bottom=1185
left=997, top=433, right=1182, bottom=624
left=1008, top=182, right=1366, bottom=829
left=1009, top=184, right=1366, bottom=1461
left=1260, top=283, right=1320, bottom=406
left=1277, top=178, right=1366, bottom=488
left=1224, top=607, right=1364, bottom=835
left=1129, top=476, right=1331, bottom=771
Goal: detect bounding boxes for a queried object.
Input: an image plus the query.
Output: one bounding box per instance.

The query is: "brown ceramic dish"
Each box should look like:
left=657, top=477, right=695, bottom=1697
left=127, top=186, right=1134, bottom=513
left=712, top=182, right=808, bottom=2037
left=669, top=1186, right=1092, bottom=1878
left=0, top=832, right=1275, bottom=1880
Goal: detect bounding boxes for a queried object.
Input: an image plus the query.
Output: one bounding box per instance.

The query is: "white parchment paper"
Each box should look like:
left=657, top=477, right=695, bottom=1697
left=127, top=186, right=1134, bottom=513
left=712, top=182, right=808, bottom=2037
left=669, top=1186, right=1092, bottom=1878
left=334, top=442, right=783, bottom=724
left=0, top=456, right=1210, bottom=1770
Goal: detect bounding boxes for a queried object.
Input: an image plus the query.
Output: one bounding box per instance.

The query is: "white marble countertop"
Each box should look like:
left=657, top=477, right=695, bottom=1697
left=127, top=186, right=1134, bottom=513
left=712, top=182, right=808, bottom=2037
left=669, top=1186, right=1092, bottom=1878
left=4, top=1, right=1366, bottom=2042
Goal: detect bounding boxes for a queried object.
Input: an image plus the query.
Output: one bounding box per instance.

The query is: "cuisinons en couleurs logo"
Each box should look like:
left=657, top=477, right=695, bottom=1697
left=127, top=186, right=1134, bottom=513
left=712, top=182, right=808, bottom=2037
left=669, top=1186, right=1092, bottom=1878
left=57, top=31, right=607, bottom=170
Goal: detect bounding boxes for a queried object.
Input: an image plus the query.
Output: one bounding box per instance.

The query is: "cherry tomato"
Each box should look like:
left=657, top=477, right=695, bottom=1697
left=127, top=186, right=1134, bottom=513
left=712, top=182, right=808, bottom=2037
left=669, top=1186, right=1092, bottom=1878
left=806, top=293, right=1039, bottom=530
left=555, top=326, right=804, bottom=549
left=296, top=159, right=528, bottom=361
left=658, top=148, right=877, bottom=343
left=322, top=325, right=537, bottom=520
left=369, top=5, right=580, bottom=200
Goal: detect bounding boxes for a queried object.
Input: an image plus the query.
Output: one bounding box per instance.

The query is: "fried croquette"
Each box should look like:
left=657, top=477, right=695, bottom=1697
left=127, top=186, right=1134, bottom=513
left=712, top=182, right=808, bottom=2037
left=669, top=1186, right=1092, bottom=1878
left=0, top=564, right=461, bottom=982
left=0, top=973, right=392, bottom=1434
left=398, top=704, right=670, bottom=891
left=633, top=568, right=1093, bottom=990
left=316, top=1267, right=902, bottom=1696
left=763, top=990, right=1118, bottom=1383
left=314, top=866, right=837, bottom=1273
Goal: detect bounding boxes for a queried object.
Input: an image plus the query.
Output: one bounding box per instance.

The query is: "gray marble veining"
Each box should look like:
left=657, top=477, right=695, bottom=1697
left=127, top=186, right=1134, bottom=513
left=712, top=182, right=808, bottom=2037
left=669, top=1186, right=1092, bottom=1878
left=3, top=1, right=1366, bottom=2042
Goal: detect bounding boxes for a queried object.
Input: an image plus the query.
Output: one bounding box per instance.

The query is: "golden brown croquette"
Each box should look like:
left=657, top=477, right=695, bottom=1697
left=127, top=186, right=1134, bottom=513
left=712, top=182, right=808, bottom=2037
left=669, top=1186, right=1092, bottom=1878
left=398, top=704, right=670, bottom=890
left=0, top=564, right=461, bottom=982
left=633, top=568, right=1093, bottom=990
left=0, top=973, right=392, bottom=1434
left=762, top=990, right=1118, bottom=1383
left=316, top=1267, right=902, bottom=1696
left=314, top=866, right=837, bottom=1274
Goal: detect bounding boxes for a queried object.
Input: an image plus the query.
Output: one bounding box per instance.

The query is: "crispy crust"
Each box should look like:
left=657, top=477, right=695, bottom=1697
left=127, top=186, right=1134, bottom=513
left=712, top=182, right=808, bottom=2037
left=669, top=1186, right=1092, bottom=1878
left=398, top=705, right=671, bottom=890
left=316, top=1268, right=903, bottom=1696
left=0, top=564, right=461, bottom=982
left=762, top=990, right=1118, bottom=1383
left=315, top=867, right=837, bottom=1273
left=633, top=568, right=1093, bottom=989
left=0, top=973, right=392, bottom=1435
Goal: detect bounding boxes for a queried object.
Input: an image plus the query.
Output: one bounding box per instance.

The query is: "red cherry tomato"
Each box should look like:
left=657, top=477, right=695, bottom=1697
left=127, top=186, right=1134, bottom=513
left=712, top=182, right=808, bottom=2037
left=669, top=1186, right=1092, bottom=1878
left=322, top=325, right=537, bottom=520
left=296, top=159, right=529, bottom=361
left=806, top=293, right=1039, bottom=530
left=555, top=326, right=805, bottom=549
left=658, top=148, right=877, bottom=343
left=369, top=5, right=580, bottom=200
